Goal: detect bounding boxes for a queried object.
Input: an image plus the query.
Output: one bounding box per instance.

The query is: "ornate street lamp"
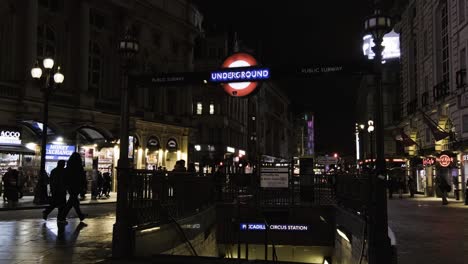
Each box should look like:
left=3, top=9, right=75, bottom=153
left=112, top=26, right=139, bottom=258
left=363, top=2, right=393, bottom=264
left=367, top=119, right=375, bottom=170
left=31, top=58, right=64, bottom=204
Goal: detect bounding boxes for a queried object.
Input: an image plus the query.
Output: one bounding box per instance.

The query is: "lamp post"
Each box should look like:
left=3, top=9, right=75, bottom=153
left=112, top=27, right=139, bottom=258
left=368, top=120, right=375, bottom=171
left=364, top=2, right=392, bottom=264
left=31, top=58, right=64, bottom=205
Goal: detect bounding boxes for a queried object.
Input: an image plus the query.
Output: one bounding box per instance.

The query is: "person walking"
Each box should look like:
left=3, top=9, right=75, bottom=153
left=42, top=160, right=67, bottom=223
left=435, top=175, right=450, bottom=205
left=60, top=152, right=88, bottom=222
left=408, top=175, right=415, bottom=198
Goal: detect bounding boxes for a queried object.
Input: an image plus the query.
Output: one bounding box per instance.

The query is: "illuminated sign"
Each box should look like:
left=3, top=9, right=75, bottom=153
left=147, top=136, right=160, bottom=151
left=240, top=223, right=309, bottom=231
left=423, top=158, right=435, bottom=166
left=226, top=146, right=235, bottom=153
left=438, top=154, right=452, bottom=167
left=363, top=30, right=400, bottom=61
left=46, top=144, right=75, bottom=160
left=210, top=68, right=270, bottom=83
left=218, top=53, right=263, bottom=97
left=260, top=165, right=289, bottom=188
left=167, top=138, right=178, bottom=150
left=0, top=130, right=21, bottom=145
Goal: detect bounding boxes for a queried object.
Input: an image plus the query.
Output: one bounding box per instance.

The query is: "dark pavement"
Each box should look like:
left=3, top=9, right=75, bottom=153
left=0, top=193, right=116, bottom=211
left=388, top=195, right=468, bottom=264
left=0, top=204, right=115, bottom=264
left=0, top=195, right=466, bottom=263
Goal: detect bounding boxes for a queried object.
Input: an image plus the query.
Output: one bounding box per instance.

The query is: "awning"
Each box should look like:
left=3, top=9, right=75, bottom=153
left=0, top=145, right=35, bottom=155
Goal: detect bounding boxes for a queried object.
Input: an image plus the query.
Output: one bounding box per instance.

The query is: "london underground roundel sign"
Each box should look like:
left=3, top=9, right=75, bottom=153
left=216, top=53, right=266, bottom=97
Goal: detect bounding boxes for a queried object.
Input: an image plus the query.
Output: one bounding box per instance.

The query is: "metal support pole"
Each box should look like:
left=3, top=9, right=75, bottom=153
left=370, top=132, right=374, bottom=171
left=112, top=65, right=132, bottom=257
left=368, top=38, right=391, bottom=264
left=34, top=72, right=51, bottom=205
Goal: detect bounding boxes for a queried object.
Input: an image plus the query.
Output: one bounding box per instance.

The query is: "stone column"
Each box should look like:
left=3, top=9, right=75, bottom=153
left=78, top=1, right=90, bottom=94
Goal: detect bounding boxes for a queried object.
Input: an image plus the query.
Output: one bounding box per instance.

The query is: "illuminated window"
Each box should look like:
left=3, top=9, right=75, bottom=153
left=196, top=102, right=203, bottom=115
left=209, top=103, right=214, bottom=115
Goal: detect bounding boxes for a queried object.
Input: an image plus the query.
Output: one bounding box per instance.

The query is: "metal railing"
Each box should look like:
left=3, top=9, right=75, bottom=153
left=433, top=79, right=450, bottom=101
left=127, top=170, right=214, bottom=227
left=335, top=174, right=369, bottom=213
left=217, top=173, right=336, bottom=206
left=125, top=170, right=369, bottom=227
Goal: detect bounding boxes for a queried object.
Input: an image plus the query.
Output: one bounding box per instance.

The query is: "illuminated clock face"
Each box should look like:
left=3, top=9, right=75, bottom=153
left=221, top=53, right=259, bottom=97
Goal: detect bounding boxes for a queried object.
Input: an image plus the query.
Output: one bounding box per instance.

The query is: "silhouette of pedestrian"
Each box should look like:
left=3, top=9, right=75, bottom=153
left=102, top=171, right=111, bottom=198
left=42, top=160, right=67, bottom=222
left=187, top=162, right=196, bottom=173
left=435, top=175, right=449, bottom=205
left=59, top=152, right=88, bottom=223
left=2, top=167, right=19, bottom=202
left=408, top=175, right=415, bottom=198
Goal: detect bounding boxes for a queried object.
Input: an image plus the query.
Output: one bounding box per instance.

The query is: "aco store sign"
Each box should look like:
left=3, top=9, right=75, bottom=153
left=0, top=130, right=21, bottom=145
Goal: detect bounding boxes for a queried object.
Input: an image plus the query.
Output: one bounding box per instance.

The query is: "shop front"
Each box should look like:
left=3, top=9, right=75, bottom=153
left=434, top=153, right=458, bottom=199
left=146, top=136, right=161, bottom=170
left=0, top=127, right=41, bottom=195
left=421, top=157, right=436, bottom=196
left=462, top=153, right=468, bottom=198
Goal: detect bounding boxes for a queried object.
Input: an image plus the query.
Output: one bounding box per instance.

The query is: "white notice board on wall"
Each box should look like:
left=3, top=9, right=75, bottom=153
left=260, top=165, right=289, bottom=188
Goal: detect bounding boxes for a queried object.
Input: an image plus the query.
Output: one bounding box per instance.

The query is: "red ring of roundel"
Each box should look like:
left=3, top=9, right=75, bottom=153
left=221, top=53, right=259, bottom=97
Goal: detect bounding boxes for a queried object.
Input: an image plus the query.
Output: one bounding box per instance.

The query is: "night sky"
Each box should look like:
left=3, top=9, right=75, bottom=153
left=194, top=1, right=374, bottom=156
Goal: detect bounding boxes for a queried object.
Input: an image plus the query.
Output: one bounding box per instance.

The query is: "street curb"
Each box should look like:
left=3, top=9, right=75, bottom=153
left=0, top=201, right=116, bottom=211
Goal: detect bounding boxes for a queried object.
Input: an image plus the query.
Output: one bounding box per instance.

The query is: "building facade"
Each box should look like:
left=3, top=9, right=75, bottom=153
left=397, top=0, right=468, bottom=198
left=0, top=0, right=202, bottom=192
left=294, top=112, right=315, bottom=158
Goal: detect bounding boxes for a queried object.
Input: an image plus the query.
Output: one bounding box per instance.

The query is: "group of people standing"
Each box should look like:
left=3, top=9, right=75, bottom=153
left=42, top=152, right=88, bottom=225
left=91, top=169, right=111, bottom=200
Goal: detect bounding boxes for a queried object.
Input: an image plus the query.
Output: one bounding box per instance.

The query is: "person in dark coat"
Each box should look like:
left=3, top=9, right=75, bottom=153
left=435, top=175, right=450, bottom=205
left=59, top=152, right=88, bottom=223
left=102, top=171, right=111, bottom=198
left=42, top=160, right=67, bottom=221
left=2, top=168, right=19, bottom=202
left=408, top=175, right=416, bottom=198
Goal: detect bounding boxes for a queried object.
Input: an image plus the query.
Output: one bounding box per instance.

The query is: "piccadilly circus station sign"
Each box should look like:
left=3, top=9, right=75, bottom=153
left=210, top=53, right=270, bottom=97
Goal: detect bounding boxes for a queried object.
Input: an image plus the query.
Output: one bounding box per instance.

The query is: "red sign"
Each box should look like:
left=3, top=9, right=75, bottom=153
left=220, top=53, right=260, bottom=97
left=422, top=158, right=435, bottom=166
left=437, top=154, right=452, bottom=167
